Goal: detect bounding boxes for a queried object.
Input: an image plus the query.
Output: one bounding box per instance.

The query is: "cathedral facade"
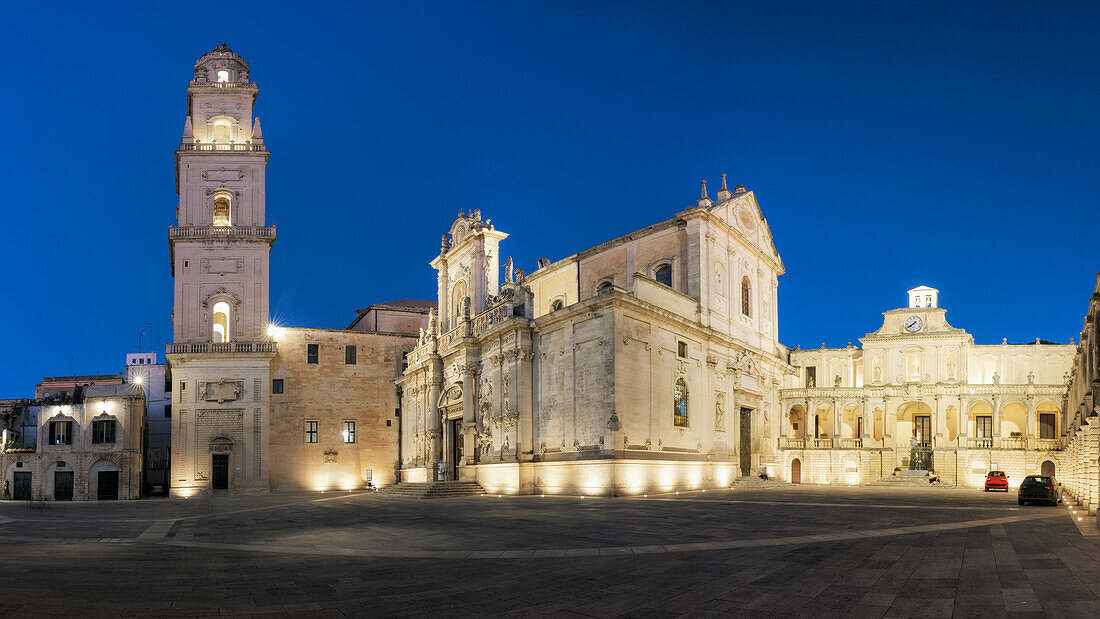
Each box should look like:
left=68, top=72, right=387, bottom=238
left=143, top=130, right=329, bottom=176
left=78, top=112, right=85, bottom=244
left=397, top=180, right=791, bottom=495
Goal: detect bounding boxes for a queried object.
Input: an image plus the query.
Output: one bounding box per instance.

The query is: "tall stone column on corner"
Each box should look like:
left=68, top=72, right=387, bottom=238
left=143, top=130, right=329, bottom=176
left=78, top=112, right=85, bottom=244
left=428, top=360, right=443, bottom=478
left=461, top=363, right=477, bottom=472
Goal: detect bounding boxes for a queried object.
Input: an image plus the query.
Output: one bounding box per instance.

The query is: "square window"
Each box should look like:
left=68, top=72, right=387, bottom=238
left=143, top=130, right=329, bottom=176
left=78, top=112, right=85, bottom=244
left=180, top=381, right=186, bottom=391
left=272, top=379, right=284, bottom=394
left=92, top=420, right=116, bottom=444
left=342, top=420, right=356, bottom=444
left=305, top=420, right=318, bottom=443
left=49, top=420, right=73, bottom=446
left=677, top=341, right=687, bottom=358
left=307, top=344, right=319, bottom=365
left=345, top=345, right=357, bottom=365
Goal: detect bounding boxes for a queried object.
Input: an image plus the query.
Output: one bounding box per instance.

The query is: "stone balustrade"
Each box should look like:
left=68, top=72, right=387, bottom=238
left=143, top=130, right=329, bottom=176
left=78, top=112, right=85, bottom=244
left=966, top=437, right=993, bottom=449
left=471, top=303, right=511, bottom=337
left=166, top=341, right=277, bottom=354
left=838, top=438, right=863, bottom=449
left=169, top=225, right=276, bottom=239
left=178, top=142, right=267, bottom=152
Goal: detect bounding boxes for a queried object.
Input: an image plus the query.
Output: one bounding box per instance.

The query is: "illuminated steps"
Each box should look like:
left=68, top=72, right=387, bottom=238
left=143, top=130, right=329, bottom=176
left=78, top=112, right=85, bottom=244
left=866, top=475, right=951, bottom=488
left=376, top=481, right=486, bottom=499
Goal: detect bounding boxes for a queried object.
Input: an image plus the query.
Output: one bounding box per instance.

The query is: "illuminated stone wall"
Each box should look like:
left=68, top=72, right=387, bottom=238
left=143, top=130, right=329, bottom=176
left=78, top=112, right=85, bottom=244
left=269, top=328, right=414, bottom=491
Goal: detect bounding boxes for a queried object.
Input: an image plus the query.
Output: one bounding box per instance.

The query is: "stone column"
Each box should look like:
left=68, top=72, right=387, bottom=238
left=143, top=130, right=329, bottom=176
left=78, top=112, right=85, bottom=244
left=461, top=363, right=477, bottom=469
left=992, top=396, right=1002, bottom=447
left=441, top=417, right=452, bottom=480
left=935, top=396, right=946, bottom=446
left=517, top=346, right=534, bottom=462
left=1026, top=397, right=1037, bottom=449
left=861, top=397, right=871, bottom=440
left=832, top=399, right=840, bottom=443
left=428, top=367, right=443, bottom=476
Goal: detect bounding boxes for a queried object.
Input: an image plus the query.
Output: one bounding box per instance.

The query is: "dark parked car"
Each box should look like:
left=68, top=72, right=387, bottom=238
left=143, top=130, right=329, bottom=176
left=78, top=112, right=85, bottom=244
left=1018, top=475, right=1058, bottom=506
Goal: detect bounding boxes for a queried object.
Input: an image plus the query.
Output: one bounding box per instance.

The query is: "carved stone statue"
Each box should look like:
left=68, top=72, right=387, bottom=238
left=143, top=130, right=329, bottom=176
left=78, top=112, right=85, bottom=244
left=992, top=371, right=1000, bottom=385
left=504, top=256, right=514, bottom=283
left=462, top=296, right=472, bottom=319
left=834, top=375, right=842, bottom=387
left=1027, top=371, right=1035, bottom=384
left=714, top=397, right=725, bottom=429
left=426, top=308, right=437, bottom=335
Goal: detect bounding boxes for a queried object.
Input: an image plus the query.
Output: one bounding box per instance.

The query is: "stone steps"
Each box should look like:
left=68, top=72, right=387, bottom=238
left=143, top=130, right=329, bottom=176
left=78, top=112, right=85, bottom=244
left=866, top=475, right=950, bottom=488
left=376, top=481, right=486, bottom=499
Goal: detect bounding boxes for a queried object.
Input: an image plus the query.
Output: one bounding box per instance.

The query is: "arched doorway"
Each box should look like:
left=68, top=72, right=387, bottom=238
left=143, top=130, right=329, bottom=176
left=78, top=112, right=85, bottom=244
left=1041, top=460, right=1055, bottom=478
left=791, top=458, right=802, bottom=484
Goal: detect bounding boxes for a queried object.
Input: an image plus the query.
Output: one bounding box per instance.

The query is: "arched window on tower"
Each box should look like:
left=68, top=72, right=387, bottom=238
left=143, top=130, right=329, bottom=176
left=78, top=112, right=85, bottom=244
left=213, top=195, right=231, bottom=227
left=673, top=378, right=689, bottom=427
left=212, top=121, right=231, bottom=142
left=741, top=276, right=752, bottom=317
left=655, top=264, right=673, bottom=287
left=550, top=299, right=564, bottom=312
left=452, top=280, right=467, bottom=326
left=212, top=301, right=231, bottom=343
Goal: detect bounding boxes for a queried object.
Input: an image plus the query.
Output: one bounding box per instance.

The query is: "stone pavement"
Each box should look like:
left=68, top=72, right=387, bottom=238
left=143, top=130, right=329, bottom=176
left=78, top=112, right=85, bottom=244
left=1, top=485, right=1099, bottom=617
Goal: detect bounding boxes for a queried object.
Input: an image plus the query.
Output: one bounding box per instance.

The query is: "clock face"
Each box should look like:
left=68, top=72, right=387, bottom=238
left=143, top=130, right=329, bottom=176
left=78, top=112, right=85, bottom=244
left=904, top=316, right=923, bottom=332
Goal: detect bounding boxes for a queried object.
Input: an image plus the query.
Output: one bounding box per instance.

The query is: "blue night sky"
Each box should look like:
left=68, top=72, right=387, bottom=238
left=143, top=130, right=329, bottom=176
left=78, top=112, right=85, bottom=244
left=1, top=1, right=1097, bottom=396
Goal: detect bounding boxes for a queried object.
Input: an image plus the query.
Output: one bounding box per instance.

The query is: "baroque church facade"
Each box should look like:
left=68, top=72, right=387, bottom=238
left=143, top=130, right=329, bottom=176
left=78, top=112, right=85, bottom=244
left=164, top=45, right=1093, bottom=500
left=397, top=179, right=788, bottom=495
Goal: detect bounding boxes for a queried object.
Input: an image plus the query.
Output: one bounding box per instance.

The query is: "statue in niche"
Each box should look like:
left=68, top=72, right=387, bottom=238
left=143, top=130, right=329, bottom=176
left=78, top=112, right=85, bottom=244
left=807, top=374, right=815, bottom=388
left=992, top=371, right=1000, bottom=385
left=834, top=375, right=842, bottom=388
left=946, top=356, right=957, bottom=380
left=1027, top=371, right=1035, bottom=384
left=504, top=256, right=514, bottom=283
left=872, top=359, right=882, bottom=383
left=714, top=395, right=725, bottom=429
left=462, top=296, right=471, bottom=319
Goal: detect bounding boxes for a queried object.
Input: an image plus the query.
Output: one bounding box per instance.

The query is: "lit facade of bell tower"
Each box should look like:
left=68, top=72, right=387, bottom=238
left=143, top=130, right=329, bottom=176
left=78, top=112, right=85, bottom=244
left=166, top=44, right=276, bottom=496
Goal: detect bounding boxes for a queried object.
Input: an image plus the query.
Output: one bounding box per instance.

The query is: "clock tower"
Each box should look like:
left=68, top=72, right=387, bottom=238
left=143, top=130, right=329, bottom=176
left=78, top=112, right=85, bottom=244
left=166, top=45, right=277, bottom=496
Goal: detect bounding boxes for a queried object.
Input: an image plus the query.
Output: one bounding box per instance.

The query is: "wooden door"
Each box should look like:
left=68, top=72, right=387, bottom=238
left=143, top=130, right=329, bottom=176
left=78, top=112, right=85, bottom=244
left=54, top=471, right=74, bottom=501
left=452, top=420, right=463, bottom=480
left=791, top=459, right=801, bottom=484
left=13, top=472, right=31, bottom=500
left=212, top=454, right=229, bottom=490
left=97, top=471, right=119, bottom=500
left=739, top=408, right=752, bottom=476
left=914, top=416, right=932, bottom=446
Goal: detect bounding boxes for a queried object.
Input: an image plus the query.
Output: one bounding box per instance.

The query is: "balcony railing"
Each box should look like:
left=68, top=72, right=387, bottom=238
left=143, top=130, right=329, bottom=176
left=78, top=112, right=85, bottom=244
left=967, top=437, right=993, bottom=449
left=812, top=438, right=833, bottom=449
left=1036, top=438, right=1063, bottom=451
left=779, top=437, right=805, bottom=449
left=166, top=341, right=277, bottom=354
left=169, top=225, right=276, bottom=239
left=179, top=142, right=266, bottom=152
left=190, top=81, right=257, bottom=89
left=1000, top=437, right=1026, bottom=450
left=838, top=438, right=863, bottom=449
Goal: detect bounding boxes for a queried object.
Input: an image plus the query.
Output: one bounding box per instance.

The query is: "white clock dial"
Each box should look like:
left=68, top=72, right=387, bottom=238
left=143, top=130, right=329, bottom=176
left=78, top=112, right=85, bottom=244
left=904, top=316, right=923, bottom=332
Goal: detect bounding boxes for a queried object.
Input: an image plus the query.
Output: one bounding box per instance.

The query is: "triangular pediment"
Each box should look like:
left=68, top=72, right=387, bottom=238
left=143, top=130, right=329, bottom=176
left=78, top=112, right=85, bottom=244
left=709, top=190, right=784, bottom=273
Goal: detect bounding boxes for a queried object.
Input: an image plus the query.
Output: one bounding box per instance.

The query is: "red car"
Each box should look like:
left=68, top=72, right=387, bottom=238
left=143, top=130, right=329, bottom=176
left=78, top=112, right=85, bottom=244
left=984, top=470, right=1009, bottom=492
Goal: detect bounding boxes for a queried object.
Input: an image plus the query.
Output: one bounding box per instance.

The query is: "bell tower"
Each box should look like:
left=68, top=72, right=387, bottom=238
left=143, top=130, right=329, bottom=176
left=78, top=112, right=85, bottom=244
left=166, top=44, right=276, bottom=496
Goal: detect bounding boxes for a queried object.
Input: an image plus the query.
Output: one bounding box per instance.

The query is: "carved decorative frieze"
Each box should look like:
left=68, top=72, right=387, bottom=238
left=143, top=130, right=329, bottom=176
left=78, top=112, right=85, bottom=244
left=198, top=380, right=244, bottom=404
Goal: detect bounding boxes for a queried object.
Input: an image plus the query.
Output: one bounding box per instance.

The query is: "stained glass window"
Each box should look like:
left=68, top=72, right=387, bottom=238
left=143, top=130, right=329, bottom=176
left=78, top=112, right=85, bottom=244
left=673, top=379, right=689, bottom=427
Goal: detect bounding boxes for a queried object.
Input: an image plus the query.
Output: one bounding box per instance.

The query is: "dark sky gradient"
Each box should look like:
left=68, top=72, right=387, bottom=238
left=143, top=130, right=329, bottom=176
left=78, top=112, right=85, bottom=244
left=1, top=1, right=1097, bottom=396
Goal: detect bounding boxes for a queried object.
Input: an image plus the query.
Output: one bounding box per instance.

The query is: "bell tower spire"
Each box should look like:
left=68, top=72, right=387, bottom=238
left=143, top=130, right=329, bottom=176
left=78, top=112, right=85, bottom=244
left=166, top=44, right=276, bottom=497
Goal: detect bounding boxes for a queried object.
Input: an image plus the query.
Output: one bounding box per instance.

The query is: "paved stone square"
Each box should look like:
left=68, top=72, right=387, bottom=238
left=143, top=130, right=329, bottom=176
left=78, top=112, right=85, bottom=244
left=1, top=486, right=1099, bottom=617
